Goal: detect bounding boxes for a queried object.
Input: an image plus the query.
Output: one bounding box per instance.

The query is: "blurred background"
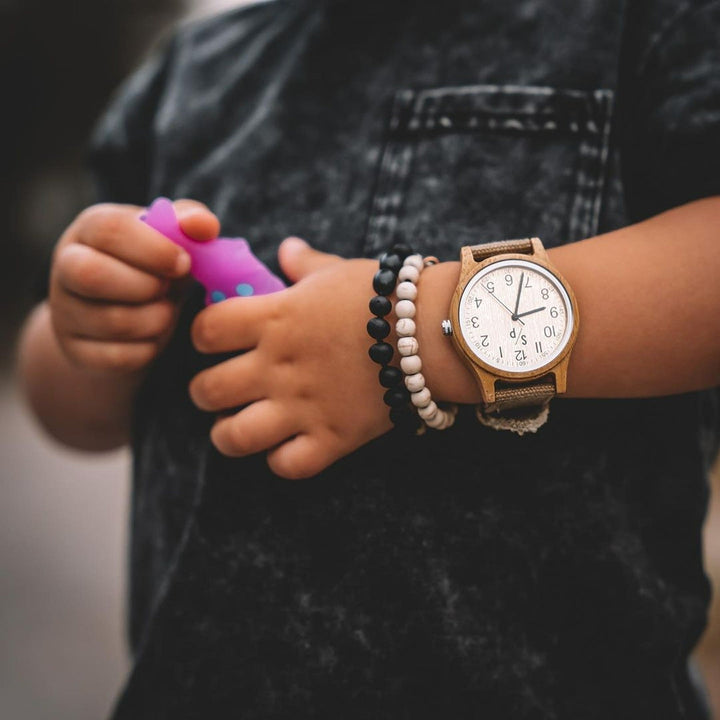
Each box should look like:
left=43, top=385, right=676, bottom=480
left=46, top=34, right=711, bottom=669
left=1, top=1, right=719, bottom=718
left=0, top=2, right=241, bottom=719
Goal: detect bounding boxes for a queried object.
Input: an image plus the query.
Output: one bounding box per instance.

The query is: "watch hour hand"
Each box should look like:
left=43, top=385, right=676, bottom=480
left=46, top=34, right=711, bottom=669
left=516, top=306, right=546, bottom=319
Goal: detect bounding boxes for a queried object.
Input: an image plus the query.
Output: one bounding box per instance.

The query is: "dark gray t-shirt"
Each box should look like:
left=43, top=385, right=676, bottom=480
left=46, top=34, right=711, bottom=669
left=90, top=1, right=720, bottom=717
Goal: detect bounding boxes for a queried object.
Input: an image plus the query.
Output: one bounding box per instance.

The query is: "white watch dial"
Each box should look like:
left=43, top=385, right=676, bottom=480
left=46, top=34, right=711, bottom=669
left=458, top=258, right=573, bottom=373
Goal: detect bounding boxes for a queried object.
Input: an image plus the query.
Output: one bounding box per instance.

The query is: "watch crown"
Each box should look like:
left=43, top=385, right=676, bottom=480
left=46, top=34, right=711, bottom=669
left=441, top=319, right=453, bottom=336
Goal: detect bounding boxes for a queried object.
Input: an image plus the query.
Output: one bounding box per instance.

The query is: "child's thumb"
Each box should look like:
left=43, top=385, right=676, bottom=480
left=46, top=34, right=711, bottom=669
left=278, top=237, right=342, bottom=283
left=174, top=199, right=220, bottom=241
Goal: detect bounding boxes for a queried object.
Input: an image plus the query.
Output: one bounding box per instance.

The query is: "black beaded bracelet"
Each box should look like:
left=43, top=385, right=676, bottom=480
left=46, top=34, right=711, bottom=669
left=367, top=244, right=424, bottom=434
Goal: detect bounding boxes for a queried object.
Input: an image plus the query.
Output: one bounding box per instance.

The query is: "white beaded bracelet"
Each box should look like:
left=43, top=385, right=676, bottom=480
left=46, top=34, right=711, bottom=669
left=395, top=254, right=458, bottom=431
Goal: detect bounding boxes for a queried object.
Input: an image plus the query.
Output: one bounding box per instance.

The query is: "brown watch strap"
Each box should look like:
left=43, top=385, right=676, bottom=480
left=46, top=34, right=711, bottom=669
left=469, top=238, right=535, bottom=262
left=486, top=379, right=556, bottom=413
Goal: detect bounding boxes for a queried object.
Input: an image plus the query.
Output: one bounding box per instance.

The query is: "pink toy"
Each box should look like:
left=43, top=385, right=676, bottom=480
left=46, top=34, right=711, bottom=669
left=141, top=197, right=286, bottom=304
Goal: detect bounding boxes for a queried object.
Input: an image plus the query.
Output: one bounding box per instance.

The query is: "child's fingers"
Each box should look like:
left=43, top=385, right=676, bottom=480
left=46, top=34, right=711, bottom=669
left=209, top=400, right=301, bottom=458
left=174, top=199, right=221, bottom=241
left=191, top=296, right=269, bottom=353
left=55, top=243, right=169, bottom=303
left=277, top=237, right=342, bottom=283
left=75, top=204, right=190, bottom=278
left=62, top=337, right=160, bottom=374
left=265, top=433, right=330, bottom=480
left=56, top=295, right=176, bottom=342
left=189, top=351, right=264, bottom=412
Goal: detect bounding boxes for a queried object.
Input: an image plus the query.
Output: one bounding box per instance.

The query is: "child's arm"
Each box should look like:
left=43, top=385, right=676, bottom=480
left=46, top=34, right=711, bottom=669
left=421, top=195, right=720, bottom=401
left=188, top=195, right=720, bottom=479
left=17, top=200, right=219, bottom=451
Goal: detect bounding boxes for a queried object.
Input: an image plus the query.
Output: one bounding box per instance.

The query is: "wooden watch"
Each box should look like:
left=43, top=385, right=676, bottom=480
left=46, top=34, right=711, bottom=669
left=441, top=238, right=579, bottom=433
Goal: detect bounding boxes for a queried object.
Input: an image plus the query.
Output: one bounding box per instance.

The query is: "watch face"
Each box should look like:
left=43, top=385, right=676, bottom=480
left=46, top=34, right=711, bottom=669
left=458, top=258, right=574, bottom=374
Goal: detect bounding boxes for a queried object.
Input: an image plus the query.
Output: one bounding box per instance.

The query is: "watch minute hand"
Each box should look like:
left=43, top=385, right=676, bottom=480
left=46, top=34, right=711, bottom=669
left=513, top=272, right=524, bottom=318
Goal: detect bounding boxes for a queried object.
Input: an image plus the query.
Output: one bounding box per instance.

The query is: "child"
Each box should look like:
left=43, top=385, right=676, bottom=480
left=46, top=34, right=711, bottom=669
left=18, top=0, right=720, bottom=717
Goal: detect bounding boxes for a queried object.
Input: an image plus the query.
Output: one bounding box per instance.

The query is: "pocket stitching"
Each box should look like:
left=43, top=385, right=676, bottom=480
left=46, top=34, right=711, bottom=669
left=567, top=89, right=615, bottom=241
left=362, top=84, right=615, bottom=257
left=362, top=91, right=417, bottom=257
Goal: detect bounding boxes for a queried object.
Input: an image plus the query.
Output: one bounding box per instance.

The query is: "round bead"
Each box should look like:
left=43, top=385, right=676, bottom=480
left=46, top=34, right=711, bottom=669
left=425, top=411, right=444, bottom=428
left=369, top=295, right=392, bottom=317
left=417, top=401, right=439, bottom=421
left=395, top=299, right=416, bottom=319
left=426, top=410, right=452, bottom=429
left=396, top=281, right=418, bottom=301
left=368, top=342, right=393, bottom=365
left=391, top=242, right=413, bottom=259
left=396, top=318, right=416, bottom=337
left=366, top=317, right=390, bottom=340
left=441, top=413, right=457, bottom=430
left=405, top=372, right=426, bottom=393
left=379, top=365, right=403, bottom=388
left=379, top=252, right=402, bottom=274
left=410, top=387, right=432, bottom=408
left=384, top=386, right=410, bottom=408
left=398, top=265, right=420, bottom=283
left=373, top=268, right=397, bottom=296
left=389, top=405, right=414, bottom=426
left=404, top=254, right=424, bottom=271
left=400, top=354, right=422, bottom=375
left=397, top=337, right=419, bottom=356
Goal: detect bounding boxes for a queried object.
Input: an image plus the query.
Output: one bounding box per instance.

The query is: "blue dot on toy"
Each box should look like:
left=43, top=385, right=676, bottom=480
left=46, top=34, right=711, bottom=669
left=211, top=290, right=226, bottom=303
left=235, top=283, right=255, bottom=297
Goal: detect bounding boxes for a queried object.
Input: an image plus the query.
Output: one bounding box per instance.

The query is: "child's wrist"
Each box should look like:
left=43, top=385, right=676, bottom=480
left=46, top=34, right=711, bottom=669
left=414, top=261, right=484, bottom=405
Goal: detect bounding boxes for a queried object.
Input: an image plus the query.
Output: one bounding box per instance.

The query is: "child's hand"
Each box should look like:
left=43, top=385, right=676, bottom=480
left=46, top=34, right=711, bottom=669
left=49, top=200, right=220, bottom=375
left=188, top=238, right=395, bottom=479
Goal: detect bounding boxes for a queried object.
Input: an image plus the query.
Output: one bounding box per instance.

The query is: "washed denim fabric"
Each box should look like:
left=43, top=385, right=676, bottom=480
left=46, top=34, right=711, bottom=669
left=90, top=1, right=720, bottom=717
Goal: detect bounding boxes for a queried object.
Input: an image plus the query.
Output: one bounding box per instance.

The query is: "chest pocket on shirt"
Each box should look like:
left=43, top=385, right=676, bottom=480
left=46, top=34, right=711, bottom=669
left=362, top=85, right=614, bottom=260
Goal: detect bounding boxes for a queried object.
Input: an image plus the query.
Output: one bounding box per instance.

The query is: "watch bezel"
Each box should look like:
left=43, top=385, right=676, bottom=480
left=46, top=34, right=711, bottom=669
left=450, top=252, right=579, bottom=382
